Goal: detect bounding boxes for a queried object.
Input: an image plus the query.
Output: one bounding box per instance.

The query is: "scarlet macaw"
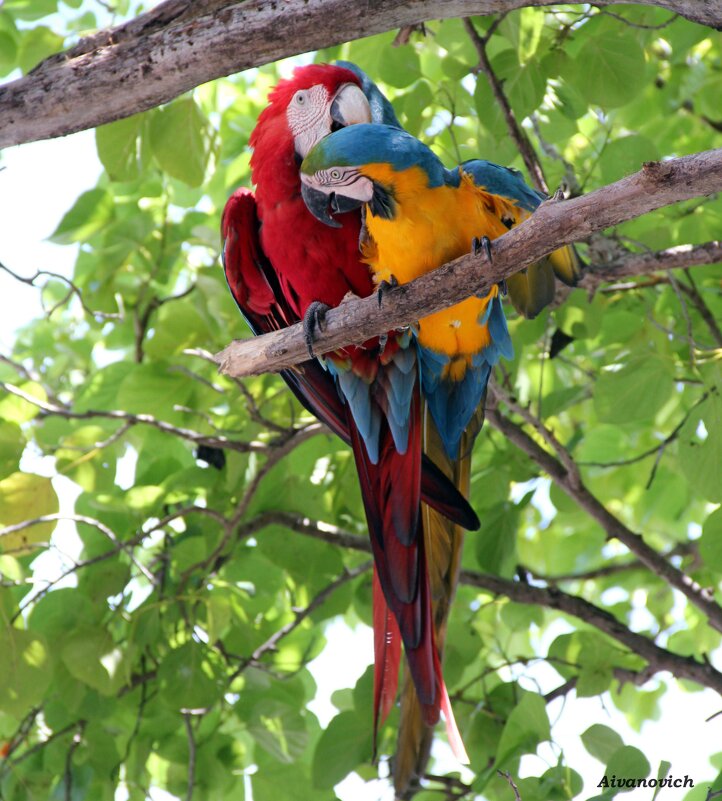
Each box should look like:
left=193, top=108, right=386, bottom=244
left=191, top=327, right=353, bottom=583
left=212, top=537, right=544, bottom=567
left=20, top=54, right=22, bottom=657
left=221, top=65, right=476, bottom=791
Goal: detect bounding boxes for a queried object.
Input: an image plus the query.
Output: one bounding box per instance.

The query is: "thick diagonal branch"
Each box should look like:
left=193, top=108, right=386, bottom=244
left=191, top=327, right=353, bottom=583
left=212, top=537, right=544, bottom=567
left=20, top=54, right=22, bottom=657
left=216, top=148, right=722, bottom=378
left=1, top=0, right=720, bottom=148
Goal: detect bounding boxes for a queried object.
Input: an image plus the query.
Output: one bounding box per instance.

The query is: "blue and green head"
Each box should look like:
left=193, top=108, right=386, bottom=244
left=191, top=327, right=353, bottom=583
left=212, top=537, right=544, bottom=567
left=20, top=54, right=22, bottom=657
left=300, top=124, right=447, bottom=227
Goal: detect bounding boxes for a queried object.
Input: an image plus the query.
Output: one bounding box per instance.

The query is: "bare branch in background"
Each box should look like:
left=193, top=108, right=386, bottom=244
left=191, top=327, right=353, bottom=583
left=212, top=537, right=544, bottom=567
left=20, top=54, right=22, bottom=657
left=0, top=260, right=123, bottom=321
left=464, top=16, right=548, bottom=193
left=0, top=0, right=719, bottom=148
left=484, top=396, right=722, bottom=633
left=260, top=511, right=722, bottom=696
left=0, top=379, right=324, bottom=456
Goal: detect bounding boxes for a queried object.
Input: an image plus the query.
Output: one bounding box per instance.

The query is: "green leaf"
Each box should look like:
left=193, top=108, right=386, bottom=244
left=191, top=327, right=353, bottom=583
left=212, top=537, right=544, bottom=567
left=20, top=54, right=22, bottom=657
left=605, top=746, right=651, bottom=790
left=599, top=135, right=660, bottom=184
left=0, top=421, right=24, bottom=480
left=377, top=42, right=421, bottom=89
left=700, top=508, right=722, bottom=574
left=248, top=699, right=309, bottom=763
left=17, top=25, right=63, bottom=72
left=0, top=625, right=52, bottom=717
left=697, top=76, right=722, bottom=120
left=652, top=761, right=672, bottom=800
left=4, top=0, right=57, bottom=20
left=677, top=392, right=722, bottom=503
left=570, top=30, right=646, bottom=108
left=50, top=188, right=115, bottom=244
left=158, top=642, right=222, bottom=710
left=311, top=711, right=371, bottom=788
left=117, top=363, right=194, bottom=418
left=0, top=472, right=59, bottom=554
left=490, top=49, right=546, bottom=119
left=582, top=724, right=625, bottom=763
left=496, top=692, right=550, bottom=766
left=0, top=380, right=47, bottom=423
left=96, top=115, right=143, bottom=182
left=61, top=628, right=125, bottom=695
left=149, top=99, right=210, bottom=187
left=475, top=502, right=518, bottom=577
left=594, top=356, right=673, bottom=425
left=0, top=30, right=19, bottom=67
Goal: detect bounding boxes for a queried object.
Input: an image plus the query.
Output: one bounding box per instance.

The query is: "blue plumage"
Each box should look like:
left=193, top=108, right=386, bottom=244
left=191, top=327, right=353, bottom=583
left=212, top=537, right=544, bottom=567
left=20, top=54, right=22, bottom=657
left=418, top=294, right=512, bottom=457
left=459, top=160, right=546, bottom=212
left=301, top=124, right=448, bottom=189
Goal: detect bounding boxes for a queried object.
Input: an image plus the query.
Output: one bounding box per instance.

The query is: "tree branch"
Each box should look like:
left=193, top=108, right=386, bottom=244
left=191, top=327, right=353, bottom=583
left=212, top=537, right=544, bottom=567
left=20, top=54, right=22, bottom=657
left=484, top=402, right=722, bottom=634
left=580, top=241, right=722, bottom=289
left=263, top=513, right=722, bottom=696
left=464, top=16, right=548, bottom=193
left=215, top=149, right=722, bottom=378
left=1, top=0, right=719, bottom=148
left=0, top=379, right=324, bottom=456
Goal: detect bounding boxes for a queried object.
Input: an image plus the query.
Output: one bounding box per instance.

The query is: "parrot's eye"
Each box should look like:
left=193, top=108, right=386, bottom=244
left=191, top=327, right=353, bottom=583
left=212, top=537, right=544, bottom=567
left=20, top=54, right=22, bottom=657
left=294, top=91, right=306, bottom=105
left=330, top=169, right=341, bottom=180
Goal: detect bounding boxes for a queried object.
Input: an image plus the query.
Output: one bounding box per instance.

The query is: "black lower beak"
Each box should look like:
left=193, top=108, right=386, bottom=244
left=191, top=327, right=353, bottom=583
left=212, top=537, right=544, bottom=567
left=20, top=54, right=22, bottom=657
left=301, top=183, right=363, bottom=227
left=330, top=192, right=364, bottom=215
left=301, top=183, right=341, bottom=228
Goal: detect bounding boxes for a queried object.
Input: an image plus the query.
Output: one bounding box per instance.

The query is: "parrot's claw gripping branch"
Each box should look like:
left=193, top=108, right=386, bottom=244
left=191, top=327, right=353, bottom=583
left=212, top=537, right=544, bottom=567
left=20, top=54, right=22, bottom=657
left=377, top=275, right=399, bottom=307
left=303, top=301, right=331, bottom=357
left=472, top=235, right=493, bottom=262
left=215, top=148, right=722, bottom=379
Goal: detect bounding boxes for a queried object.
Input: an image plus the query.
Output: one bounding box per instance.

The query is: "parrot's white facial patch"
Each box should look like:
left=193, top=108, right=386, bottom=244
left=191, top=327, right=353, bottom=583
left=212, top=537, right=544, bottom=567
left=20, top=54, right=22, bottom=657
left=286, top=83, right=371, bottom=159
left=308, top=167, right=374, bottom=202
left=286, top=84, right=335, bottom=158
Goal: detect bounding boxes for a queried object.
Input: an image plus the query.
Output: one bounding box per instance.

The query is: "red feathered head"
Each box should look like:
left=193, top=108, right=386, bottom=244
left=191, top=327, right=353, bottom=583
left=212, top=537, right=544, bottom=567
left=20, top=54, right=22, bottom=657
left=250, top=64, right=371, bottom=190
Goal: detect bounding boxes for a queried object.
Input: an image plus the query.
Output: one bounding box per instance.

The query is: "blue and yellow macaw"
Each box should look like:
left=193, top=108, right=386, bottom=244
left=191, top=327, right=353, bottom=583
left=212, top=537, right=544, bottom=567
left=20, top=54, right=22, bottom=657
left=301, top=123, right=517, bottom=457
left=338, top=60, right=581, bottom=321
left=300, top=123, right=527, bottom=789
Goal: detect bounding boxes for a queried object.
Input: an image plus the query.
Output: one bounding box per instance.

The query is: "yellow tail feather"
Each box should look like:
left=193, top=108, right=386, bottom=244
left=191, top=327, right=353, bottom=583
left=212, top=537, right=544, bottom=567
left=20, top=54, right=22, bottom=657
left=548, top=244, right=582, bottom=287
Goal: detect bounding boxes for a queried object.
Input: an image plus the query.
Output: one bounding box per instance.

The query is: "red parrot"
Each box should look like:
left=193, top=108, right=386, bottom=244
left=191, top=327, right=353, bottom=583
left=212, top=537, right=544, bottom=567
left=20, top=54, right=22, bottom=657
left=221, top=63, right=474, bottom=790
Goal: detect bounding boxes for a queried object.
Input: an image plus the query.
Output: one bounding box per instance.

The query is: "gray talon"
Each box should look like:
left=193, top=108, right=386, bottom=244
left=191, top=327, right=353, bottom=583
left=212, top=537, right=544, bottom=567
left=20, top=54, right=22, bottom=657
left=303, top=301, right=331, bottom=357
left=377, top=275, right=399, bottom=307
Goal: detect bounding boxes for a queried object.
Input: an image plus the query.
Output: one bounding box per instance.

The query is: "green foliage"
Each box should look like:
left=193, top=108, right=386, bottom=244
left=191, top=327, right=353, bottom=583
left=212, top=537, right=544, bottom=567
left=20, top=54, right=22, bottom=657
left=0, top=2, right=721, bottom=801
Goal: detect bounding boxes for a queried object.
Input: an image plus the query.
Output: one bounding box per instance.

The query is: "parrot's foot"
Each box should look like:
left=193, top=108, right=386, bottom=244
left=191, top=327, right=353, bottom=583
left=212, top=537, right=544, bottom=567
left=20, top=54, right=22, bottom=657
left=472, top=235, right=493, bottom=262
left=473, top=237, right=495, bottom=299
left=376, top=275, right=399, bottom=307
left=303, top=301, right=330, bottom=358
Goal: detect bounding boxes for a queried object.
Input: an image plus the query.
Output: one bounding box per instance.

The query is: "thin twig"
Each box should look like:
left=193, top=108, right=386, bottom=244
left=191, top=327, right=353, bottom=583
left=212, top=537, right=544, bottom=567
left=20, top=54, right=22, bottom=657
left=0, top=260, right=123, bottom=321
left=498, top=770, right=522, bottom=801
left=183, top=713, right=197, bottom=801
left=228, top=560, right=372, bottom=682
left=464, top=17, right=548, bottom=193
left=0, top=380, right=272, bottom=455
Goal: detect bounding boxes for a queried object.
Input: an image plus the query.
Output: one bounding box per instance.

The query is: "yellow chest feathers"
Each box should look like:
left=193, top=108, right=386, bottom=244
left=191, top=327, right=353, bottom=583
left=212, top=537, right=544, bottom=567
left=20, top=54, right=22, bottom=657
left=362, top=166, right=512, bottom=359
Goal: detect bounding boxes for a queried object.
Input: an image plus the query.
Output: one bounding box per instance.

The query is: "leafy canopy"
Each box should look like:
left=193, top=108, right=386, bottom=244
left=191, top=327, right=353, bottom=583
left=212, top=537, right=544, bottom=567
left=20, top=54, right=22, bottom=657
left=0, top=2, right=721, bottom=800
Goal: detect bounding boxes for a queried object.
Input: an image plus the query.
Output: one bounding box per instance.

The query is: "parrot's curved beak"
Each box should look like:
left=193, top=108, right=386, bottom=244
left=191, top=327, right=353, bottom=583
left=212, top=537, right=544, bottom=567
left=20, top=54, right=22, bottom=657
left=301, top=182, right=343, bottom=228
left=330, top=84, right=372, bottom=131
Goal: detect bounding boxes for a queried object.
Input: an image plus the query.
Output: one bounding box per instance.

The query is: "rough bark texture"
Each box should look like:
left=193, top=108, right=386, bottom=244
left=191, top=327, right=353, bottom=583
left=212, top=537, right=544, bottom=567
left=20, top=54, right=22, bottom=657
left=1, top=0, right=721, bottom=149
left=215, top=148, right=722, bottom=378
